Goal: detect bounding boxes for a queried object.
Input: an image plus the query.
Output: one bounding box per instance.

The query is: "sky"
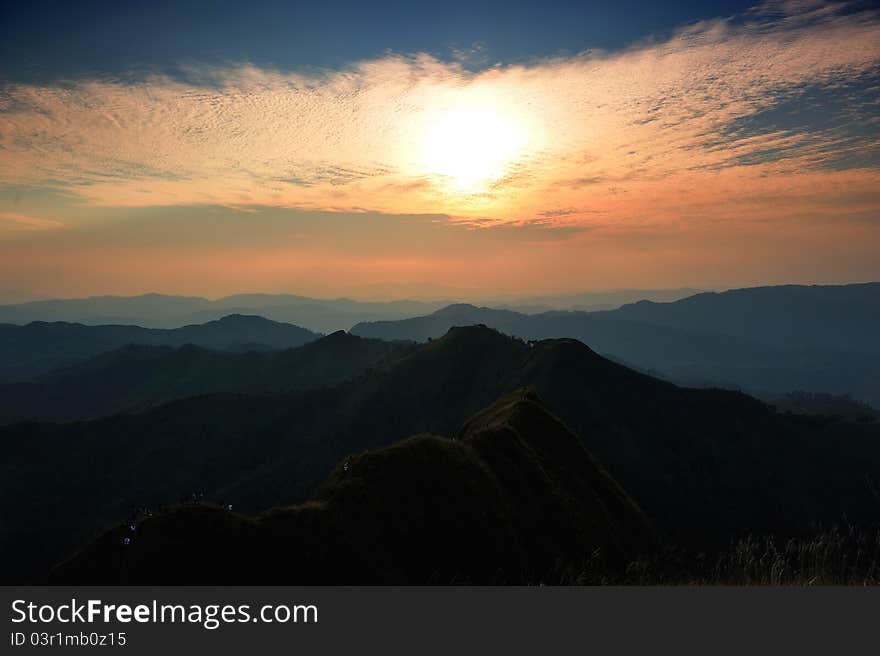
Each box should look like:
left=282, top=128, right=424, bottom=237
left=0, top=0, right=878, bottom=301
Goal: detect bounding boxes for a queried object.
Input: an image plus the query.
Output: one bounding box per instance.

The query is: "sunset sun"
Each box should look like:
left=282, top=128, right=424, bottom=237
left=421, top=107, right=527, bottom=191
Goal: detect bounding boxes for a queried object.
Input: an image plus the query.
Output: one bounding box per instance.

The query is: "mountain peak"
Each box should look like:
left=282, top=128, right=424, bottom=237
left=316, top=329, right=359, bottom=345
left=433, top=303, right=481, bottom=315
left=434, top=323, right=517, bottom=345
left=215, top=313, right=275, bottom=324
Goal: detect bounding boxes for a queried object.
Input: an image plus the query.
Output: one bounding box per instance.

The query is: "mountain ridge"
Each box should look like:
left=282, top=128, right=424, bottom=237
left=0, top=293, right=450, bottom=333
left=50, top=389, right=656, bottom=584
left=0, top=331, right=415, bottom=424
left=3, top=324, right=879, bottom=583
left=0, top=314, right=321, bottom=381
left=351, top=284, right=880, bottom=405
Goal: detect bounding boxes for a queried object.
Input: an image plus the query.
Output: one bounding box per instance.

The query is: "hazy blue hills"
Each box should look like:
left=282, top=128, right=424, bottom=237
left=51, top=390, right=655, bottom=584
left=0, top=331, right=416, bottom=424
left=0, top=293, right=447, bottom=334
left=485, top=287, right=703, bottom=313
left=0, top=289, right=704, bottom=333
left=0, top=293, right=211, bottom=327
left=609, top=283, right=880, bottom=354
left=3, top=325, right=878, bottom=583
left=0, top=314, right=320, bottom=381
left=351, top=283, right=880, bottom=406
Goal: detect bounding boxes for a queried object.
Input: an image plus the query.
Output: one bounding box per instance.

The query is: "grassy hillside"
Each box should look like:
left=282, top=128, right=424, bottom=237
left=50, top=390, right=655, bottom=584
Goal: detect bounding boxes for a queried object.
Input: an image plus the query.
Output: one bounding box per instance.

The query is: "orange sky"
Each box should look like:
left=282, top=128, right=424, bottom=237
left=1, top=1, right=878, bottom=300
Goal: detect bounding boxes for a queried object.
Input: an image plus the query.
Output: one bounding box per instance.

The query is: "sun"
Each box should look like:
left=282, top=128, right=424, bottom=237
left=421, top=107, right=526, bottom=192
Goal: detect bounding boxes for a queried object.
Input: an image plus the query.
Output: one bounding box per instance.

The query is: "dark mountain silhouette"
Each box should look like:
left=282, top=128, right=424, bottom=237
left=0, top=331, right=416, bottom=423
left=2, top=325, right=879, bottom=583
left=50, top=390, right=655, bottom=584
left=351, top=283, right=880, bottom=406
left=0, top=314, right=320, bottom=381
left=353, top=303, right=522, bottom=341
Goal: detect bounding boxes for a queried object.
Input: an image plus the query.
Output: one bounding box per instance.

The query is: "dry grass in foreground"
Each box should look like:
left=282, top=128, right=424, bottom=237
left=554, top=526, right=880, bottom=585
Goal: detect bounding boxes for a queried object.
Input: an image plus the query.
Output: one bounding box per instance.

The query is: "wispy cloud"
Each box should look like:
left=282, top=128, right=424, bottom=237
left=0, top=212, right=64, bottom=231
left=0, top=0, right=878, bottom=229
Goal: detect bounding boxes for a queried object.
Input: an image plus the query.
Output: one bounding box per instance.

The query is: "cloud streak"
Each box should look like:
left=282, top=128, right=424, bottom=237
left=0, top=0, right=878, bottom=231
left=0, top=212, right=64, bottom=232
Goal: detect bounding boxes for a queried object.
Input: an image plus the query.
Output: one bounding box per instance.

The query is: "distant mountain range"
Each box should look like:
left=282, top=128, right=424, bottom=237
left=486, top=287, right=704, bottom=313
left=3, top=325, right=878, bottom=583
left=0, top=288, right=703, bottom=333
left=352, top=283, right=880, bottom=406
left=0, top=293, right=449, bottom=333
left=0, top=314, right=320, bottom=381
left=609, top=283, right=880, bottom=354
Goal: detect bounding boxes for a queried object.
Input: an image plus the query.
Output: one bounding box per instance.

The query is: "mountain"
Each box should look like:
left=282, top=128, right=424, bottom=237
left=0, top=293, right=447, bottom=333
left=0, top=293, right=212, bottom=328
left=0, top=289, right=706, bottom=332
left=2, top=325, right=878, bottom=583
left=0, top=314, right=320, bottom=381
left=609, top=283, right=880, bottom=354
left=0, top=331, right=416, bottom=424
left=491, top=287, right=705, bottom=312
left=50, top=390, right=655, bottom=584
left=768, top=391, right=879, bottom=423
left=351, top=284, right=880, bottom=405
left=353, top=303, right=523, bottom=341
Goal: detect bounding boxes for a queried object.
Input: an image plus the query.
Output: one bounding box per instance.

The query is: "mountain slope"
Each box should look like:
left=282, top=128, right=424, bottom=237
left=0, top=314, right=320, bottom=381
left=3, top=326, right=879, bottom=583
left=50, top=390, right=655, bottom=584
left=0, top=331, right=416, bottom=423
left=609, top=283, right=880, bottom=354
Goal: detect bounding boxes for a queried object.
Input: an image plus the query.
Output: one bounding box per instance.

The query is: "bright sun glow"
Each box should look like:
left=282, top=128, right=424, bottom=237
left=421, top=108, right=527, bottom=191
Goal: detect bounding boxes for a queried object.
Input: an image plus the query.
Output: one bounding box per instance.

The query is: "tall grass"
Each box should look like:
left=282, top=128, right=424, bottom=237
left=555, top=526, right=880, bottom=585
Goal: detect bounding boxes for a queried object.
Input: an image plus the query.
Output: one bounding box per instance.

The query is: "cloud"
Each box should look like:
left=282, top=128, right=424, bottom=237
left=0, top=212, right=64, bottom=231
left=0, top=0, right=878, bottom=230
